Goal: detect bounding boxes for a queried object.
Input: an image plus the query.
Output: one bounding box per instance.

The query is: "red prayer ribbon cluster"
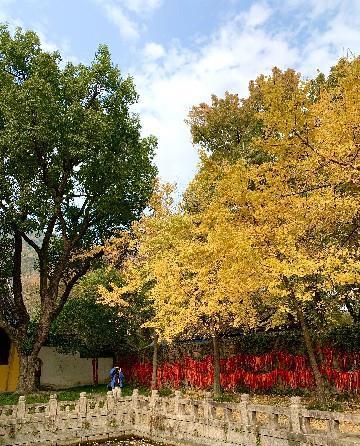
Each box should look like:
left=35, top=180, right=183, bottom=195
left=119, top=349, right=360, bottom=392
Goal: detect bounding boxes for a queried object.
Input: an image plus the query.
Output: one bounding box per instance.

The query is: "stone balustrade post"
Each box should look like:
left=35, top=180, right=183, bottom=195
left=202, top=392, right=212, bottom=422
left=131, top=389, right=140, bottom=427
left=239, top=394, right=250, bottom=427
left=79, top=392, right=87, bottom=418
left=174, top=390, right=184, bottom=418
left=132, top=389, right=140, bottom=410
left=48, top=394, right=58, bottom=418
left=107, top=390, right=115, bottom=414
left=150, top=389, right=159, bottom=411
left=327, top=418, right=340, bottom=438
left=16, top=396, right=26, bottom=420
left=290, top=396, right=302, bottom=434
left=224, top=405, right=233, bottom=425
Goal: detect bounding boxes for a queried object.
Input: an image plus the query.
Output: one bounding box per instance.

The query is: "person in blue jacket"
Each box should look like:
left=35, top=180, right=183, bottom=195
left=109, top=366, right=124, bottom=398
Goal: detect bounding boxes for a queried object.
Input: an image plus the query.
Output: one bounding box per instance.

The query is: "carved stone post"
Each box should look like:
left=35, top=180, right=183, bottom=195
left=239, top=394, right=250, bottom=427
left=327, top=418, right=340, bottom=438
left=132, top=389, right=140, bottom=410
left=202, top=391, right=212, bottom=423
left=16, top=396, right=26, bottom=420
left=48, top=394, right=58, bottom=419
left=150, top=389, right=159, bottom=410
left=131, top=389, right=140, bottom=427
left=290, top=396, right=302, bottom=434
left=224, top=406, right=233, bottom=425
left=107, top=390, right=115, bottom=414
left=174, top=390, right=184, bottom=419
left=79, top=392, right=87, bottom=418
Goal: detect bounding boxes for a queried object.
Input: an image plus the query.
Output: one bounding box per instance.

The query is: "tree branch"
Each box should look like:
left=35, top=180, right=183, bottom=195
left=294, top=130, right=360, bottom=172
left=12, top=230, right=30, bottom=326
left=280, top=183, right=333, bottom=198
left=85, top=84, right=100, bottom=109
left=53, top=249, right=104, bottom=320
left=18, top=229, right=41, bottom=255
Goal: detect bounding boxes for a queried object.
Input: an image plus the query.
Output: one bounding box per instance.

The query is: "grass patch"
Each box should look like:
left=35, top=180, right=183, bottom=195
left=57, top=384, right=108, bottom=401
left=138, top=386, right=151, bottom=397
left=26, top=393, right=50, bottom=404
left=0, top=392, right=51, bottom=406
left=158, top=387, right=174, bottom=397
left=306, top=398, right=343, bottom=412
left=213, top=392, right=237, bottom=403
left=0, top=393, right=19, bottom=406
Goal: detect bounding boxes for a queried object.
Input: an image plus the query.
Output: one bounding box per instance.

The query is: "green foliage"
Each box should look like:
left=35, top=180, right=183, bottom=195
left=213, top=392, right=235, bottom=403
left=0, top=26, right=156, bottom=242
left=26, top=393, right=50, bottom=404
left=187, top=92, right=264, bottom=164
left=158, top=387, right=174, bottom=397
left=50, top=267, right=152, bottom=356
left=321, top=324, right=360, bottom=352
left=0, top=25, right=157, bottom=359
left=306, top=398, right=343, bottom=412
left=57, top=385, right=108, bottom=401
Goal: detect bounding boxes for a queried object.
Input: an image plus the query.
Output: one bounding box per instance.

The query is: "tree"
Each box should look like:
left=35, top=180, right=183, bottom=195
left=50, top=268, right=129, bottom=358
left=203, top=58, right=360, bottom=399
left=187, top=91, right=264, bottom=164
left=184, top=58, right=359, bottom=400
left=98, top=183, right=174, bottom=390
left=0, top=26, right=157, bottom=392
left=98, top=57, right=359, bottom=399
left=104, top=182, right=259, bottom=395
left=184, top=78, right=274, bottom=214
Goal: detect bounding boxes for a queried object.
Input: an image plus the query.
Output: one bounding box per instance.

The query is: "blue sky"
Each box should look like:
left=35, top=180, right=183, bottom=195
left=1, top=0, right=359, bottom=193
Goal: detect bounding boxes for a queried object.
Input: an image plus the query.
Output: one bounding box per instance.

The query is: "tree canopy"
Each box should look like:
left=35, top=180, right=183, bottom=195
left=102, top=56, right=360, bottom=398
left=0, top=25, right=157, bottom=391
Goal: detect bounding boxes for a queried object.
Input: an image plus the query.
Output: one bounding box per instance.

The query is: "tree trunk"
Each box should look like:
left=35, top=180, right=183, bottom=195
left=151, top=332, right=158, bottom=390
left=296, top=305, right=326, bottom=401
left=212, top=333, right=221, bottom=397
left=15, top=318, right=51, bottom=393
left=344, top=295, right=360, bottom=324
left=17, top=353, right=37, bottom=394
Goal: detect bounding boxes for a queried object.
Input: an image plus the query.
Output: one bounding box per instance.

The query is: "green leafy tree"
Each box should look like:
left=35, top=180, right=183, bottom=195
left=0, top=26, right=157, bottom=392
left=51, top=267, right=150, bottom=357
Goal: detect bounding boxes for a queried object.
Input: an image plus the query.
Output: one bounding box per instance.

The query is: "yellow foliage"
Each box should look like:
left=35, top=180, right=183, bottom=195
left=102, top=57, right=360, bottom=341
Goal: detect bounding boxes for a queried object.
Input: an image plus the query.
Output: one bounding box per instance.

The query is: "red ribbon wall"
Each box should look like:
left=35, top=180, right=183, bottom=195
left=118, top=349, right=360, bottom=392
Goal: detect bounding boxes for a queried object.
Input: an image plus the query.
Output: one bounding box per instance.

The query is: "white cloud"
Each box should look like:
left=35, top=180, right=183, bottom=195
left=296, top=0, right=360, bottom=76
left=143, top=42, right=165, bottom=60
left=133, top=3, right=295, bottom=191
left=95, top=0, right=162, bottom=41
left=133, top=0, right=359, bottom=193
left=121, top=0, right=162, bottom=14
left=242, top=2, right=272, bottom=28
left=102, top=2, right=140, bottom=40
left=0, top=1, right=23, bottom=30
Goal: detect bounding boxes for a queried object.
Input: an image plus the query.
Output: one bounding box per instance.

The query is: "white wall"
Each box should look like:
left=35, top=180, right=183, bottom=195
left=38, top=346, right=113, bottom=389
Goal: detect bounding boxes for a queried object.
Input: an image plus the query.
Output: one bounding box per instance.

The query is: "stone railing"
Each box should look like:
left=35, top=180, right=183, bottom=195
left=0, top=390, right=359, bottom=445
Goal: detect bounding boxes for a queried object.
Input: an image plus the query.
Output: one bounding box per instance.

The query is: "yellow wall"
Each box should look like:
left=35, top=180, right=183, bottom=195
left=0, top=344, right=20, bottom=392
